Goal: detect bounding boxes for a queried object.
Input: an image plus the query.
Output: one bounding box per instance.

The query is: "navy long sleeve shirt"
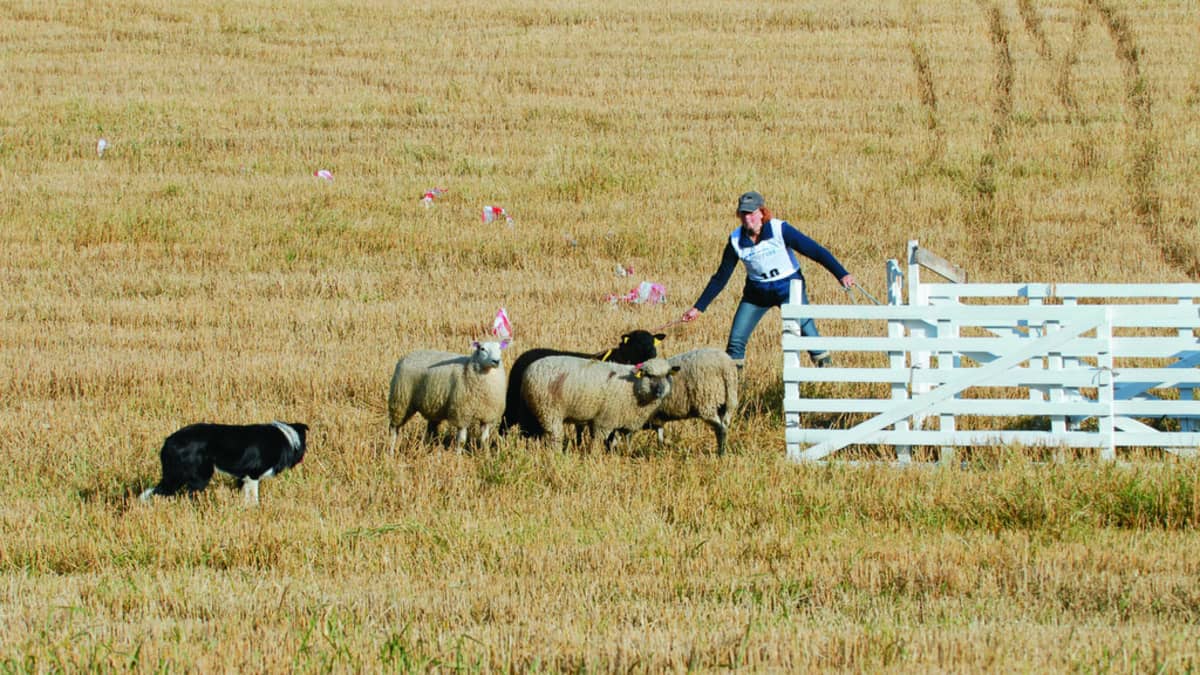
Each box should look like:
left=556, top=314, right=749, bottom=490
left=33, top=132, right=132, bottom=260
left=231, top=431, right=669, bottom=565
left=693, top=220, right=849, bottom=311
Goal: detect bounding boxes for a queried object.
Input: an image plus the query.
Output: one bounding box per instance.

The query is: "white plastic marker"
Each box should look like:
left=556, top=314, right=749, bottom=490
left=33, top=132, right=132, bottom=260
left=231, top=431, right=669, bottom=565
left=634, top=281, right=666, bottom=305
left=314, top=169, right=334, bottom=181
left=604, top=281, right=666, bottom=305
left=481, top=205, right=513, bottom=225
left=491, top=307, right=513, bottom=339
left=96, top=139, right=108, bottom=157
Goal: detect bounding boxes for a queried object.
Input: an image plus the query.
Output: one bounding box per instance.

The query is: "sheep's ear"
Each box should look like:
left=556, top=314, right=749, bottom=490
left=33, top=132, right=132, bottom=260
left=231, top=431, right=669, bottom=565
left=654, top=333, right=667, bottom=341
left=670, top=366, right=681, bottom=374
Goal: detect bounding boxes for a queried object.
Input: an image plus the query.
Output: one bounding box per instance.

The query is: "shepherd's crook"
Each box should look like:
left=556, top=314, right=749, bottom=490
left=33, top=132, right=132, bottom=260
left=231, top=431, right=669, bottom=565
left=845, top=285, right=883, bottom=306
left=653, top=318, right=686, bottom=333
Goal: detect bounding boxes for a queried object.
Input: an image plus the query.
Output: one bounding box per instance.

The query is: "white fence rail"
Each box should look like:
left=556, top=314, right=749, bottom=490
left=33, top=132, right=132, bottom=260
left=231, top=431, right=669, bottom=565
left=781, top=242, right=1200, bottom=463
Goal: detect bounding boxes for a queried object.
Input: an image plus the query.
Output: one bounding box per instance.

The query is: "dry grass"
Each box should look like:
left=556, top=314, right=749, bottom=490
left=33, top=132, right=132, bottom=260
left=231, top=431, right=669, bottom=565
left=2, top=0, right=1200, bottom=670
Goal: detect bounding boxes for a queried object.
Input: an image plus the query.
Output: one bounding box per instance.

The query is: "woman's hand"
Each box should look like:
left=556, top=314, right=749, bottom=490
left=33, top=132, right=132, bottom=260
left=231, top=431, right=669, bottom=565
left=681, top=307, right=701, bottom=323
left=839, top=274, right=856, bottom=289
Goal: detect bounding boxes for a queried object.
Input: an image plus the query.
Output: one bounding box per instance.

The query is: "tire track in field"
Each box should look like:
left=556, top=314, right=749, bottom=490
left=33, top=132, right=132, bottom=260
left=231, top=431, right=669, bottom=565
left=1016, top=0, right=1053, bottom=62
left=905, top=5, right=943, bottom=162
left=1090, top=1, right=1159, bottom=222
left=908, top=2, right=1193, bottom=274
left=982, top=2, right=1014, bottom=150
left=1087, top=1, right=1198, bottom=275
left=1018, top=1, right=1097, bottom=168
left=968, top=1, right=1014, bottom=223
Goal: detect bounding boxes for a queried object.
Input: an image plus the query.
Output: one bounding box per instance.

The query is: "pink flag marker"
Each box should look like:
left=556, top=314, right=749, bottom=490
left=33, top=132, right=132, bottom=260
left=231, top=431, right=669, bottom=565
left=314, top=169, right=334, bottom=181
left=491, top=307, right=513, bottom=339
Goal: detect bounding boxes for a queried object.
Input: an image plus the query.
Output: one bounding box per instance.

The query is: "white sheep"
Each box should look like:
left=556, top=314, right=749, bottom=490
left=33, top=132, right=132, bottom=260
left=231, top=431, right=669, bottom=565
left=649, top=348, right=739, bottom=455
left=520, top=356, right=679, bottom=452
left=387, top=340, right=508, bottom=452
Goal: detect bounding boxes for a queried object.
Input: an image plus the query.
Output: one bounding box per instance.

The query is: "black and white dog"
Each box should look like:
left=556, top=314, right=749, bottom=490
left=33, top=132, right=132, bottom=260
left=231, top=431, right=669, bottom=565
left=140, top=421, right=308, bottom=505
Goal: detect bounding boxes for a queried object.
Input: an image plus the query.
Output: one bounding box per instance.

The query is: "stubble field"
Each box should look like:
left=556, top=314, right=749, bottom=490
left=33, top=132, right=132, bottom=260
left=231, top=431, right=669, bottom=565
left=2, top=0, right=1200, bottom=670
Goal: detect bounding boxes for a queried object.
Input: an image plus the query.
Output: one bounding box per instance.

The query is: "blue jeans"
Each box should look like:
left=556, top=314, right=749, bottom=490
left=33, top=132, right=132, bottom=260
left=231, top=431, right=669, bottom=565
left=726, top=291, right=822, bottom=362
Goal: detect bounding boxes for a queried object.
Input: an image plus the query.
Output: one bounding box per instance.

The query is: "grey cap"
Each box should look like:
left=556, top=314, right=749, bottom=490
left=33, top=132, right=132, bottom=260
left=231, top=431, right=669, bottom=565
left=736, top=191, right=764, bottom=213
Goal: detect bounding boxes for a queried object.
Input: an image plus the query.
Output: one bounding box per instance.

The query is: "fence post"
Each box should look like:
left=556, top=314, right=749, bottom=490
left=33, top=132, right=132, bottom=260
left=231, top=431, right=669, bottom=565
left=887, top=260, right=911, bottom=463
left=1026, top=284, right=1047, bottom=404
left=1099, top=307, right=1116, bottom=460
left=1045, top=319, right=1068, bottom=462
left=1061, top=295, right=1083, bottom=431
left=937, top=317, right=957, bottom=465
left=1180, top=298, right=1197, bottom=433
left=783, top=278, right=805, bottom=462
left=906, top=240, right=934, bottom=434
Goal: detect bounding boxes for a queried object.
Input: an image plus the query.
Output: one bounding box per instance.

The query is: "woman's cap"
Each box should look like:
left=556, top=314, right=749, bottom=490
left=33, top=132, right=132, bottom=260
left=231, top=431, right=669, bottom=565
left=736, top=191, right=764, bottom=213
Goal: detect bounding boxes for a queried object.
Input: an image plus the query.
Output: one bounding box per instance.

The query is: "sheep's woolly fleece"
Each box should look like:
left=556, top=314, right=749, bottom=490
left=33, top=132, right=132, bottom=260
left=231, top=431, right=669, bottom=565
left=520, top=355, right=678, bottom=451
left=387, top=340, right=508, bottom=451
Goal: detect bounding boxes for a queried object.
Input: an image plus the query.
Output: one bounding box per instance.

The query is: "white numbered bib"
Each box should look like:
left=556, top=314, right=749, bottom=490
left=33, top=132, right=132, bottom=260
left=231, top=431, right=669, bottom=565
left=730, top=219, right=799, bottom=282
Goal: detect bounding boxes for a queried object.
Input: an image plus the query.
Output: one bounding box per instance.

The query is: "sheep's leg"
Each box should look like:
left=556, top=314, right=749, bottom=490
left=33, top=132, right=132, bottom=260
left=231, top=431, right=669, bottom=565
left=593, top=426, right=613, bottom=454
left=478, top=423, right=492, bottom=450
left=544, top=419, right=566, bottom=452
left=453, top=426, right=469, bottom=453
left=710, top=420, right=728, bottom=456
left=388, top=410, right=415, bottom=454
left=424, top=419, right=440, bottom=446
left=605, top=428, right=628, bottom=454
left=605, top=429, right=627, bottom=454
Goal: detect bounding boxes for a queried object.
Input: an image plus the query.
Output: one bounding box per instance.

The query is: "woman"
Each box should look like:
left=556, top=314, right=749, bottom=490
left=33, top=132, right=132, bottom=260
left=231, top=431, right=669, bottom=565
left=680, top=191, right=855, bottom=368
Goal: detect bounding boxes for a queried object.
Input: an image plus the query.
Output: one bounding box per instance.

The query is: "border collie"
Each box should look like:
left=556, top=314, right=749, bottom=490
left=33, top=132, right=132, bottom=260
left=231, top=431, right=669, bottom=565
left=140, top=421, right=308, bottom=505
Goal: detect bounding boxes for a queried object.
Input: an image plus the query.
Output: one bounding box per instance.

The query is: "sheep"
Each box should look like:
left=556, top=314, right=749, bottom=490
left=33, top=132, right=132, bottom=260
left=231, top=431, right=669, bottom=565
left=387, top=340, right=508, bottom=453
left=520, top=355, right=680, bottom=452
left=500, top=330, right=665, bottom=438
left=649, top=348, right=739, bottom=455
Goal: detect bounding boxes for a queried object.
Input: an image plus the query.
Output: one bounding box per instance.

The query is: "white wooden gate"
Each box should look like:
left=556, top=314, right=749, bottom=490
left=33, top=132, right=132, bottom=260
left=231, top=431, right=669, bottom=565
left=781, top=242, right=1200, bottom=463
